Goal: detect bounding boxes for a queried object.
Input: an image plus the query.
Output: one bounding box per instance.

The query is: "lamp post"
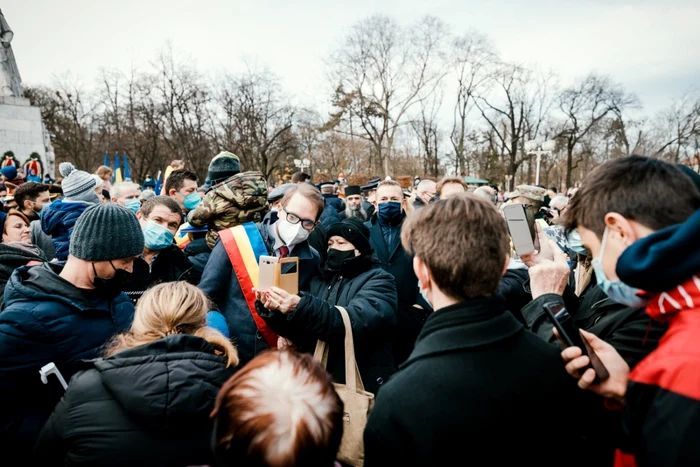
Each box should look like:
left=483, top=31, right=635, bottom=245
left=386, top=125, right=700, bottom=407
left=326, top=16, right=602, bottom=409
left=293, top=158, right=310, bottom=172
left=524, top=139, right=556, bottom=186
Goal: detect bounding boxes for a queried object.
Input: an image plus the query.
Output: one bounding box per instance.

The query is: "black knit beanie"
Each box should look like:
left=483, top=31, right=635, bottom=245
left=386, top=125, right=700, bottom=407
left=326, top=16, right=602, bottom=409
left=207, top=151, right=241, bottom=184
left=69, top=203, right=145, bottom=261
left=327, top=217, right=372, bottom=255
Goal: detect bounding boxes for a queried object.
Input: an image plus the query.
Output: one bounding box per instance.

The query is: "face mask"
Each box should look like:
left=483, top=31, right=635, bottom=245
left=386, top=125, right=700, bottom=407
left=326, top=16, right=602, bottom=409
left=142, top=220, right=174, bottom=250
left=32, top=201, right=44, bottom=213
left=592, top=227, right=648, bottom=308
left=125, top=198, right=141, bottom=213
left=567, top=229, right=588, bottom=256
left=378, top=201, right=402, bottom=224
left=92, top=261, right=130, bottom=296
left=183, top=192, right=201, bottom=211
left=277, top=219, right=310, bottom=246
left=325, top=248, right=356, bottom=272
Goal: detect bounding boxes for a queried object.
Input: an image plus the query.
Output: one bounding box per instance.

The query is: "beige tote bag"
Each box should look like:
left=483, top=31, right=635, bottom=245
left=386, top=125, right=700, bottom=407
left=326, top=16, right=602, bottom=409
left=313, top=306, right=375, bottom=467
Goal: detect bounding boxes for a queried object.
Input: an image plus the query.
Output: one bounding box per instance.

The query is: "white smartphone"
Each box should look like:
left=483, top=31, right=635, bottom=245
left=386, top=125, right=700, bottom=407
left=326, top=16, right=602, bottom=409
left=503, top=204, right=536, bottom=256
left=258, top=255, right=279, bottom=290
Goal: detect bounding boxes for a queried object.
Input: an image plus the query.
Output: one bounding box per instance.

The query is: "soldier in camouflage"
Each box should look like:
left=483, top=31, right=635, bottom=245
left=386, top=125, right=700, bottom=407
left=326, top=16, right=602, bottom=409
left=187, top=171, right=270, bottom=249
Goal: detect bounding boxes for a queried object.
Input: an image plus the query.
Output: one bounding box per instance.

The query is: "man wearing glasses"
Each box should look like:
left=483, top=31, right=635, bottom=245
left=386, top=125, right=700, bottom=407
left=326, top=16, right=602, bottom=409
left=199, top=183, right=324, bottom=365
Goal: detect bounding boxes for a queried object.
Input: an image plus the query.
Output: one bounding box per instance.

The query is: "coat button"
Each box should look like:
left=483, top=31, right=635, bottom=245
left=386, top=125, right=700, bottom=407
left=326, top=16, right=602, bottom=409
left=376, top=377, right=384, bottom=385
left=256, top=331, right=262, bottom=340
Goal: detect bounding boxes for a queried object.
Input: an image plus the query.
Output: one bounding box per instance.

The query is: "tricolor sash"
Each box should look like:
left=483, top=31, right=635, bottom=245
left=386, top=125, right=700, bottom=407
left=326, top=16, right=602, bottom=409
left=220, top=223, right=278, bottom=348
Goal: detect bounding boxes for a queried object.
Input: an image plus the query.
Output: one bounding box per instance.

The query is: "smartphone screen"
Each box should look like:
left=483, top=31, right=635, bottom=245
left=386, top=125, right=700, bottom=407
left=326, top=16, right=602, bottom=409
left=543, top=302, right=609, bottom=381
left=504, top=204, right=536, bottom=256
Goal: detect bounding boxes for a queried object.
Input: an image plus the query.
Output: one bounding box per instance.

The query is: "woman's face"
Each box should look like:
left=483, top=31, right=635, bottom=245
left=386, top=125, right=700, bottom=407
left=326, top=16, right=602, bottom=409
left=327, top=236, right=359, bottom=256
left=3, top=214, right=31, bottom=244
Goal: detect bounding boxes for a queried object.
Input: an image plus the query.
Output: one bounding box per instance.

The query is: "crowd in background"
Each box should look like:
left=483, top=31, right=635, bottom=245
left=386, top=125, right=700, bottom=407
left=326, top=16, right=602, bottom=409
left=0, top=151, right=700, bottom=467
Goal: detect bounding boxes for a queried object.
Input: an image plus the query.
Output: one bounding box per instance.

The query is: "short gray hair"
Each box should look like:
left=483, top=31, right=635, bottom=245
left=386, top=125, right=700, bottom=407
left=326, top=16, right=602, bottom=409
left=416, top=179, right=436, bottom=193
left=550, top=195, right=569, bottom=211
left=111, top=182, right=141, bottom=200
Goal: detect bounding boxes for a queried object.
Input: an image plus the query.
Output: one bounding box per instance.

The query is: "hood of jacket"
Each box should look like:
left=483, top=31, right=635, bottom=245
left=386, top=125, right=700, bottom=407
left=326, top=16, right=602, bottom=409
left=4, top=261, right=116, bottom=311
left=93, top=334, right=234, bottom=430
left=617, top=208, right=700, bottom=294
left=40, top=199, right=90, bottom=236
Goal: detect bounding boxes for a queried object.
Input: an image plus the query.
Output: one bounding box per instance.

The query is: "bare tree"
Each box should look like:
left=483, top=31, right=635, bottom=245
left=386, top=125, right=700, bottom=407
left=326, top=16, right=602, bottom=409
left=325, top=15, right=447, bottom=176
left=556, top=74, right=639, bottom=187
left=654, top=91, right=700, bottom=162
left=449, top=31, right=494, bottom=175
left=473, top=63, right=555, bottom=190
left=411, top=90, right=443, bottom=177
left=214, top=68, right=297, bottom=181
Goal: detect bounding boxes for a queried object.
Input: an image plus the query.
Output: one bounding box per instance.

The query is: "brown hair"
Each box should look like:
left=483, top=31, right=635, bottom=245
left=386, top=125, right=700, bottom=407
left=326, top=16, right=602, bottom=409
left=14, top=182, right=49, bottom=209
left=563, top=156, right=700, bottom=239
left=402, top=194, right=509, bottom=300
left=281, top=183, right=325, bottom=220
left=3, top=209, right=30, bottom=235
left=96, top=165, right=113, bottom=178
left=436, top=177, right=468, bottom=196
left=105, top=282, right=238, bottom=367
left=140, top=195, right=182, bottom=217
left=211, top=350, right=343, bottom=467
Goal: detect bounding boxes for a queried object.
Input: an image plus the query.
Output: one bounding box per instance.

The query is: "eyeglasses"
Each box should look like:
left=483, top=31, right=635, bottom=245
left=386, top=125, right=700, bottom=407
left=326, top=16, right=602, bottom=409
left=283, top=208, right=317, bottom=231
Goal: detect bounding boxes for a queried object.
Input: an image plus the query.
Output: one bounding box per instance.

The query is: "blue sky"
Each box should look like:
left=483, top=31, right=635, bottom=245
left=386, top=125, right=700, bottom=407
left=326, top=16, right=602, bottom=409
left=5, top=0, right=699, bottom=115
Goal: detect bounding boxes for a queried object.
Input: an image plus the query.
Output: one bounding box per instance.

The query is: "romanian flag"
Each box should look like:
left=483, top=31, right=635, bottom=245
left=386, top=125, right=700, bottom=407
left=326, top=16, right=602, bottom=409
left=114, top=154, right=123, bottom=184
left=220, top=223, right=277, bottom=348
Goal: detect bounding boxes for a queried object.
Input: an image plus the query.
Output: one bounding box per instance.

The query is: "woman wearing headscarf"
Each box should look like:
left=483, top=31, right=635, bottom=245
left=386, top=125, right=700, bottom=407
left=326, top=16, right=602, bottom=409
left=257, top=217, right=397, bottom=394
left=33, top=281, right=238, bottom=466
left=0, top=209, right=45, bottom=308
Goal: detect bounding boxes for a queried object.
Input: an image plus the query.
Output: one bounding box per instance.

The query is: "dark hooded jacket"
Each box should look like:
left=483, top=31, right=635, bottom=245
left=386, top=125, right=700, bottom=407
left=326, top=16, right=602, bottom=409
left=259, top=254, right=397, bottom=394
left=0, top=243, right=45, bottom=309
left=0, top=262, right=134, bottom=452
left=33, top=335, right=234, bottom=466
left=40, top=199, right=91, bottom=261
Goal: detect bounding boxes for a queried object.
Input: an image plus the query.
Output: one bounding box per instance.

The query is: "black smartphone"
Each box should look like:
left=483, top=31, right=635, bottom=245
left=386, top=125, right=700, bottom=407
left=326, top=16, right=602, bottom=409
left=543, top=302, right=609, bottom=381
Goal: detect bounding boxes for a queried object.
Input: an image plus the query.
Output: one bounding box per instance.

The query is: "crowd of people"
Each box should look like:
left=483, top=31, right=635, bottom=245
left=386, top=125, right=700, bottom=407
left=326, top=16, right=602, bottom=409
left=0, top=151, right=699, bottom=466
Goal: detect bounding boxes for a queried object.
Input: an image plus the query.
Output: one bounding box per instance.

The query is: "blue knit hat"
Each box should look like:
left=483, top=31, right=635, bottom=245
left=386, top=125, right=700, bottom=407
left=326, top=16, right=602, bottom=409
left=59, top=162, right=99, bottom=203
left=1, top=165, right=17, bottom=181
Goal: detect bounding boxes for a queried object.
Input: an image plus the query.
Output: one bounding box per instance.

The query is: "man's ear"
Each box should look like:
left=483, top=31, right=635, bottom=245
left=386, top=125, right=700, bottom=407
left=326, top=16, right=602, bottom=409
left=23, top=199, right=33, bottom=211
left=136, top=210, right=143, bottom=221
left=604, top=213, right=635, bottom=246
left=413, top=256, right=430, bottom=288
left=168, top=188, right=177, bottom=198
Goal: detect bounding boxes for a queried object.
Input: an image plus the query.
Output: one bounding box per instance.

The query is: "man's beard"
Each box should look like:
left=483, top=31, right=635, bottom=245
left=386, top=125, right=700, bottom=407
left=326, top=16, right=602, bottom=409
left=345, top=205, right=367, bottom=220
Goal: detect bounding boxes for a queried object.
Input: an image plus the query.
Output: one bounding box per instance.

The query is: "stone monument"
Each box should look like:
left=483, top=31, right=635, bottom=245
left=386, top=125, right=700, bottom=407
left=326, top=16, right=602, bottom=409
left=0, top=9, right=55, bottom=178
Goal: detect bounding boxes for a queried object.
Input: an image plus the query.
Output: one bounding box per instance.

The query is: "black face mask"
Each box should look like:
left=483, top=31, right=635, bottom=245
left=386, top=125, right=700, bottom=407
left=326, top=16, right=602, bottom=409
left=92, top=261, right=130, bottom=295
left=325, top=248, right=356, bottom=272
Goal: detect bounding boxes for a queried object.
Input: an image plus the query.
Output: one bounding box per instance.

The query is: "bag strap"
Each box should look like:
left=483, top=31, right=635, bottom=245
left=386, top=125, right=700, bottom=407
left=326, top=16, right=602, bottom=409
left=313, top=306, right=366, bottom=392
left=220, top=227, right=278, bottom=349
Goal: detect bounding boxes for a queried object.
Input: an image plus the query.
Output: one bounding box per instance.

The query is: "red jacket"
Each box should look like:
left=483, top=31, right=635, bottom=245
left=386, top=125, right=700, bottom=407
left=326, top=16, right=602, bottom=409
left=615, top=276, right=700, bottom=466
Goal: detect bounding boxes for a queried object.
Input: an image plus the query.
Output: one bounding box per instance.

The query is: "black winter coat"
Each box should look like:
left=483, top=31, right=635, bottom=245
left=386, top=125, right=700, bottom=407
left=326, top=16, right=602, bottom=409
left=364, top=297, right=586, bottom=466
left=259, top=255, right=397, bottom=394
left=34, top=335, right=234, bottom=466
left=121, top=244, right=200, bottom=303
left=0, top=243, right=45, bottom=309
left=366, top=216, right=430, bottom=365
left=0, top=262, right=135, bottom=453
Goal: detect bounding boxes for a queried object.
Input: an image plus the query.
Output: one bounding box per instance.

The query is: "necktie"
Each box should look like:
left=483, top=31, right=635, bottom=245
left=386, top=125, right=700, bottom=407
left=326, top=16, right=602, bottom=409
left=279, top=245, right=289, bottom=258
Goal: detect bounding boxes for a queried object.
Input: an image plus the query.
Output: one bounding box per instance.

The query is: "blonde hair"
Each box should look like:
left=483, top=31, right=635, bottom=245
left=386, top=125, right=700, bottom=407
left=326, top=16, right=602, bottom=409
left=106, top=282, right=238, bottom=367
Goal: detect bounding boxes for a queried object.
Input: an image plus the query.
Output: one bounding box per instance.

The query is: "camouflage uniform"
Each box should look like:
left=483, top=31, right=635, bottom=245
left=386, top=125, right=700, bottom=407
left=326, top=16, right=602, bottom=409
left=187, top=171, right=270, bottom=249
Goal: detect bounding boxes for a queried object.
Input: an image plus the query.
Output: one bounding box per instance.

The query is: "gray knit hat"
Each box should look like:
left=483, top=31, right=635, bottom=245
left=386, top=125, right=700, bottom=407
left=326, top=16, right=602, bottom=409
left=59, top=162, right=99, bottom=203
left=69, top=203, right=144, bottom=261
left=207, top=151, right=241, bottom=184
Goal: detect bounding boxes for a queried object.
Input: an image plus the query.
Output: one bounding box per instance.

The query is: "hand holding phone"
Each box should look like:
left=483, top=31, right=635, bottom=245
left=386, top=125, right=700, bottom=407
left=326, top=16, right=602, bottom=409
left=543, top=302, right=609, bottom=381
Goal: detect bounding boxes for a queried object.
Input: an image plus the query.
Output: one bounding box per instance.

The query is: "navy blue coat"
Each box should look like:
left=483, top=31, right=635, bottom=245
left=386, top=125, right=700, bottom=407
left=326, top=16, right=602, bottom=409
left=198, top=215, right=321, bottom=366
left=366, top=216, right=430, bottom=365
left=0, top=262, right=135, bottom=453
left=40, top=200, right=91, bottom=261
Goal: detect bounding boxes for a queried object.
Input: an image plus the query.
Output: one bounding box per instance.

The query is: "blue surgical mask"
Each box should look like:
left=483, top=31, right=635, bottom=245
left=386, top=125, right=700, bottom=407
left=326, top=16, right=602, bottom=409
left=125, top=198, right=141, bottom=214
left=592, top=227, right=648, bottom=309
left=567, top=229, right=588, bottom=256
left=142, top=220, right=175, bottom=250
left=183, top=192, right=201, bottom=211
left=378, top=201, right=403, bottom=225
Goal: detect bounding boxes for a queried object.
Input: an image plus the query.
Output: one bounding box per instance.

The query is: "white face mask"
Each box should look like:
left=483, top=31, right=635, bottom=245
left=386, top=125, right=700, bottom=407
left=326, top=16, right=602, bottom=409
left=277, top=219, right=310, bottom=246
